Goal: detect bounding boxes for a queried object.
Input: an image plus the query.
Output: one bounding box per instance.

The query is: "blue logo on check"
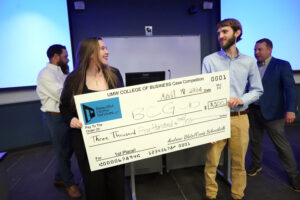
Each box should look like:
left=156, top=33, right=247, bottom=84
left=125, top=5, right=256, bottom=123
left=81, top=97, right=122, bottom=125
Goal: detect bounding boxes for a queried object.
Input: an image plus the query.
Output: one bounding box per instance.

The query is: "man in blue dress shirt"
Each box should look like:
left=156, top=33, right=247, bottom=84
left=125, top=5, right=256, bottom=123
left=202, top=18, right=263, bottom=200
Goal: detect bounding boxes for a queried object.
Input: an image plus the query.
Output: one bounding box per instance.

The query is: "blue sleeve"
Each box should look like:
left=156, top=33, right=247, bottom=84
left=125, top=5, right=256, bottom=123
left=201, top=57, right=211, bottom=74
left=240, top=59, right=264, bottom=106
left=281, top=61, right=297, bottom=113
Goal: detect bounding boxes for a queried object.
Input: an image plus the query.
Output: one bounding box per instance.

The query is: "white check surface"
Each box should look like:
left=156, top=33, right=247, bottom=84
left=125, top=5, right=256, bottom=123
left=75, top=71, right=230, bottom=171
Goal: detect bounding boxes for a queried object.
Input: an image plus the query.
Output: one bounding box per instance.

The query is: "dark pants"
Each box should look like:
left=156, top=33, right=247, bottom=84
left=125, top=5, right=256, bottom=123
left=248, top=105, right=299, bottom=180
left=44, top=113, right=75, bottom=187
left=72, top=129, right=125, bottom=200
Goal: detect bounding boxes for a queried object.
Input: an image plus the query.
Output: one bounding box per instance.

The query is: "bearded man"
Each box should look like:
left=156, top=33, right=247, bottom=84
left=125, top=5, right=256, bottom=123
left=201, top=18, right=263, bottom=200
left=36, top=44, right=81, bottom=198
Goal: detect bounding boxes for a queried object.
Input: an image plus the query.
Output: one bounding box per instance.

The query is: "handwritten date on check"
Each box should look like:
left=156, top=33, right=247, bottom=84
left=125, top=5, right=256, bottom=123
left=74, top=71, right=230, bottom=171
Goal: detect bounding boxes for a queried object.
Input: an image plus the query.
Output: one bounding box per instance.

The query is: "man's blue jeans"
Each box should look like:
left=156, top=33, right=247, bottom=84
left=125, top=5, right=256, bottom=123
left=44, top=113, right=75, bottom=187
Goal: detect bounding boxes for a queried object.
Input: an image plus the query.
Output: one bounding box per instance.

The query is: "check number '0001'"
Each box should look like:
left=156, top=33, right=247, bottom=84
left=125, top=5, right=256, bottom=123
left=211, top=74, right=226, bottom=82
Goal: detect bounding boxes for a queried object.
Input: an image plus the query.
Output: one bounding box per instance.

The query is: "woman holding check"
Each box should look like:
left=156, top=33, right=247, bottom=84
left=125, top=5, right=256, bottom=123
left=60, top=37, right=125, bottom=200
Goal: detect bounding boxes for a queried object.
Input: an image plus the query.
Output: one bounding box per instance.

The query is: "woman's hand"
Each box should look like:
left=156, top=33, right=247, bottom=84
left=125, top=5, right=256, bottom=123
left=70, top=117, right=83, bottom=129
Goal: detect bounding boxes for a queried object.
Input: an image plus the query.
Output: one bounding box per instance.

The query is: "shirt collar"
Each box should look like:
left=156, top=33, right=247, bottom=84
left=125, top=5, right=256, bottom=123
left=220, top=48, right=240, bottom=59
left=258, top=56, right=272, bottom=67
left=47, top=62, right=62, bottom=72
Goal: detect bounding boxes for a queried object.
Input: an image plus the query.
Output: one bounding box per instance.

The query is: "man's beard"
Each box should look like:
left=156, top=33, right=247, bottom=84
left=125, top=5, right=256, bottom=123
left=220, top=35, right=236, bottom=50
left=58, top=60, right=69, bottom=75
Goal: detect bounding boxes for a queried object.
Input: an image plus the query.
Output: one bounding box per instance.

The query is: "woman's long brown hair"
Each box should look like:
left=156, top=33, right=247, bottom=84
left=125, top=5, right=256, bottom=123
left=68, top=37, right=117, bottom=108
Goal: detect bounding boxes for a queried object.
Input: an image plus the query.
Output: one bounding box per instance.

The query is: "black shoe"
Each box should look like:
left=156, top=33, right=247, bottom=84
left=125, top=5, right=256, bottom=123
left=53, top=180, right=65, bottom=187
left=247, top=166, right=262, bottom=176
left=205, top=198, right=216, bottom=200
left=291, top=177, right=300, bottom=192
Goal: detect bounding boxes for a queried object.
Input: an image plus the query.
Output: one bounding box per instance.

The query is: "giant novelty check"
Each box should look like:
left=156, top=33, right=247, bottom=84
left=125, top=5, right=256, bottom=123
left=74, top=71, right=230, bottom=171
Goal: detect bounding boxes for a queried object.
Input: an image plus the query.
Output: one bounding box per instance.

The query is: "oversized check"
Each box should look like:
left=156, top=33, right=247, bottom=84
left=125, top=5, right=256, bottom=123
left=74, top=71, right=230, bottom=171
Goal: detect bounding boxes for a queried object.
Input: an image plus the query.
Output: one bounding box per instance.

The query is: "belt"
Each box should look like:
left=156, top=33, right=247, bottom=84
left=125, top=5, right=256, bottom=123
left=45, top=111, right=61, bottom=116
left=230, top=109, right=248, bottom=117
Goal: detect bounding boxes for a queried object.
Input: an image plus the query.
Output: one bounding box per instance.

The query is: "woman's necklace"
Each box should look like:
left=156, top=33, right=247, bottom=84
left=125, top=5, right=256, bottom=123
left=96, top=78, right=100, bottom=86
left=95, top=72, right=102, bottom=86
